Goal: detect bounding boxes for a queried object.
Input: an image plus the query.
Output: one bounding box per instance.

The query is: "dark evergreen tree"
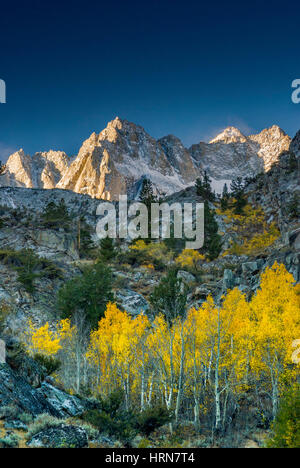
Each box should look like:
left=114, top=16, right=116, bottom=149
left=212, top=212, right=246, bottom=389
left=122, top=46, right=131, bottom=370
left=201, top=201, right=222, bottom=260
left=58, top=261, right=114, bottom=328
left=220, top=183, right=229, bottom=211
left=287, top=152, right=298, bottom=173
left=195, top=171, right=215, bottom=201
left=98, top=237, right=117, bottom=262
left=41, top=199, right=71, bottom=230
left=149, top=269, right=187, bottom=325
left=139, top=178, right=156, bottom=207
left=230, top=177, right=247, bottom=214
left=287, top=193, right=299, bottom=219
left=78, top=216, right=94, bottom=258
left=139, top=178, right=157, bottom=242
left=230, top=177, right=244, bottom=197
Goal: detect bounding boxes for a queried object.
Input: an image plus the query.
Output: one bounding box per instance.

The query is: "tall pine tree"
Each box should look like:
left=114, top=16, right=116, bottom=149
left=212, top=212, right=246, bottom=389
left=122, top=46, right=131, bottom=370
left=220, top=183, right=229, bottom=211
left=98, top=237, right=117, bottom=262
left=195, top=171, right=215, bottom=201
left=230, top=177, right=247, bottom=215
left=201, top=201, right=222, bottom=260
left=139, top=178, right=157, bottom=242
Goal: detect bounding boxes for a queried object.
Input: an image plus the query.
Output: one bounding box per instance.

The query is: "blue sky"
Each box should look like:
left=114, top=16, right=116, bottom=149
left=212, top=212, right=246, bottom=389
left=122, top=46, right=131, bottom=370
left=0, top=0, right=299, bottom=161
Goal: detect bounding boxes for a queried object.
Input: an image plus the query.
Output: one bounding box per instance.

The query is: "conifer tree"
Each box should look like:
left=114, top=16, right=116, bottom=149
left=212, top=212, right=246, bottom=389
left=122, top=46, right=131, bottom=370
left=220, top=183, right=229, bottom=211
left=41, top=199, right=71, bottom=230
left=150, top=269, right=187, bottom=325
left=78, top=216, right=94, bottom=258
left=287, top=152, right=298, bottom=173
left=98, top=237, right=117, bottom=262
left=201, top=201, right=222, bottom=260
left=287, top=193, right=299, bottom=219
left=139, top=178, right=157, bottom=241
left=195, top=171, right=215, bottom=201
left=230, top=177, right=247, bottom=214
left=139, top=178, right=156, bottom=207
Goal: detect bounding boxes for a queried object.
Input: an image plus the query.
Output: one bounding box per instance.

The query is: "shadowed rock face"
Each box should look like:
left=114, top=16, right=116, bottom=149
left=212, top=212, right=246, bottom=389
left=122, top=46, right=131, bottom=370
left=0, top=363, right=60, bottom=416
left=290, top=130, right=300, bottom=157
left=0, top=118, right=294, bottom=199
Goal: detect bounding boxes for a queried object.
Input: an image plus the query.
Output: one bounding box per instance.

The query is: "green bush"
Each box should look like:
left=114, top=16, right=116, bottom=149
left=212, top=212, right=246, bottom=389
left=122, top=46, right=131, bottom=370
left=33, top=354, right=61, bottom=376
left=26, top=414, right=62, bottom=440
left=98, top=238, right=117, bottom=262
left=41, top=199, right=71, bottom=231
left=81, top=390, right=137, bottom=446
left=0, top=405, right=19, bottom=420
left=0, top=433, right=21, bottom=448
left=267, top=383, right=300, bottom=448
left=135, top=405, right=173, bottom=436
left=0, top=248, right=63, bottom=293
left=150, top=269, right=187, bottom=324
left=58, top=261, right=114, bottom=328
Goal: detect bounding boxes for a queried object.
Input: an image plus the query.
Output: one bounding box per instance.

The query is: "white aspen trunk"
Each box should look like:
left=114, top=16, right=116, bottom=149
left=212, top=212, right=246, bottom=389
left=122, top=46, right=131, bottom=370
left=215, top=308, right=221, bottom=432
left=272, top=376, right=278, bottom=420
left=76, top=349, right=81, bottom=393
left=175, top=324, right=185, bottom=424
left=147, top=372, right=154, bottom=406
left=168, top=331, right=174, bottom=434
left=140, top=361, right=145, bottom=411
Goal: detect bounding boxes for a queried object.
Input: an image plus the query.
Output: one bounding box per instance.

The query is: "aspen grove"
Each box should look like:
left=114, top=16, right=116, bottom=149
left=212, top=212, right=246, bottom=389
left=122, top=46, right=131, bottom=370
left=24, top=262, right=300, bottom=433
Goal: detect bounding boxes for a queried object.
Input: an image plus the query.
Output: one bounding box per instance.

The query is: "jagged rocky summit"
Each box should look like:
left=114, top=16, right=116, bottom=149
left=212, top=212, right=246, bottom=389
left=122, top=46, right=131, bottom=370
left=0, top=118, right=293, bottom=199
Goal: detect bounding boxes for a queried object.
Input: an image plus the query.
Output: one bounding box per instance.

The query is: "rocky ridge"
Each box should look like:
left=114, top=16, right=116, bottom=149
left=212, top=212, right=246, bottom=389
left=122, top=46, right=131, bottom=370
left=1, top=118, right=292, bottom=199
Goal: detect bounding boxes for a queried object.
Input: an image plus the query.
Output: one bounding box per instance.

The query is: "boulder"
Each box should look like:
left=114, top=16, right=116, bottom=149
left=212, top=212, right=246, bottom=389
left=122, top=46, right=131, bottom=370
left=177, top=270, right=196, bottom=285
left=0, top=363, right=60, bottom=417
left=27, top=424, right=88, bottom=448
left=36, top=382, right=90, bottom=418
left=223, top=269, right=236, bottom=290
left=116, top=289, right=149, bottom=315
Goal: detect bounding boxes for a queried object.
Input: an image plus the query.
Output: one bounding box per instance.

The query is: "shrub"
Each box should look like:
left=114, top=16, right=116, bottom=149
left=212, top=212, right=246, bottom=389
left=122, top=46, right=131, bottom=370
left=175, top=249, right=205, bottom=272
left=58, top=261, right=113, bottom=328
left=33, top=353, right=61, bottom=375
left=41, top=199, right=71, bottom=231
left=122, top=240, right=172, bottom=270
left=98, top=238, right=117, bottom=262
left=267, top=383, right=300, bottom=448
left=135, top=405, right=173, bottom=436
left=0, top=405, right=19, bottom=420
left=0, top=433, right=21, bottom=448
left=26, top=414, right=62, bottom=439
left=137, top=438, right=151, bottom=448
left=81, top=390, right=137, bottom=446
left=19, top=413, right=34, bottom=425
left=150, top=269, right=187, bottom=324
left=0, top=249, right=63, bottom=293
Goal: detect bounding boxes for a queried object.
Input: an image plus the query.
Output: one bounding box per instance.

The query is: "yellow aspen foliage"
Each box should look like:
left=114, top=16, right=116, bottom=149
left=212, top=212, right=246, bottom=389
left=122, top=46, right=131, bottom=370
left=25, top=320, right=62, bottom=356
left=175, top=249, right=205, bottom=271
left=249, top=262, right=300, bottom=417
left=130, top=240, right=173, bottom=264
left=87, top=303, right=150, bottom=397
